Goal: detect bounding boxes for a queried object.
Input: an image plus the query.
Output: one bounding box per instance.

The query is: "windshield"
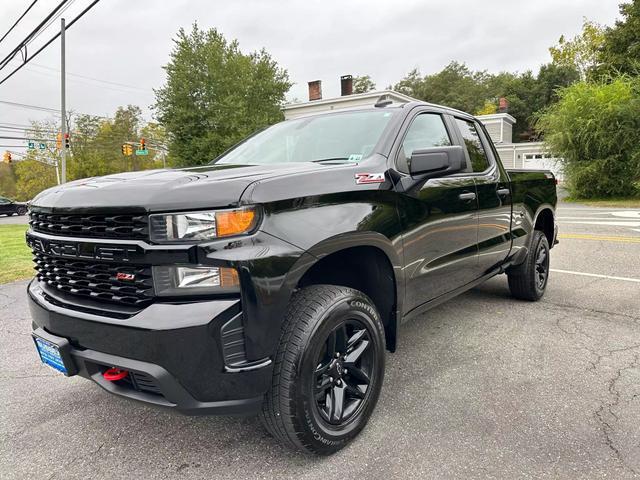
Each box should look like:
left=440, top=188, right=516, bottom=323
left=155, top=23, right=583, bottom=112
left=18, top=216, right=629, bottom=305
left=213, top=109, right=396, bottom=165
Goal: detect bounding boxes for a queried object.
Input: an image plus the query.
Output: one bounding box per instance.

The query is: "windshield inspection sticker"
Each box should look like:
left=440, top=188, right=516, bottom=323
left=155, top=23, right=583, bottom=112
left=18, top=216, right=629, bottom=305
left=348, top=154, right=363, bottom=162
left=355, top=172, right=385, bottom=184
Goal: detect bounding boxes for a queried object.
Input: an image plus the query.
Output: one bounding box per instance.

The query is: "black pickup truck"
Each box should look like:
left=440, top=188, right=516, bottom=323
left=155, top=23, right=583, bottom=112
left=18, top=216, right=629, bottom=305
left=26, top=100, right=557, bottom=454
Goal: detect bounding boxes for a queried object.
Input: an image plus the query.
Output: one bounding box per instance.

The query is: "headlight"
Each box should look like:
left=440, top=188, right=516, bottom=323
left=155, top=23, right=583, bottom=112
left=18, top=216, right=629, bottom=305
left=153, top=265, right=240, bottom=296
left=149, top=207, right=258, bottom=243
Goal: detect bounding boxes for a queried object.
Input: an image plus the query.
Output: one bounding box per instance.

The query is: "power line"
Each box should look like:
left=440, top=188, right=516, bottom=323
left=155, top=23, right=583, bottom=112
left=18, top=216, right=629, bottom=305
left=0, top=135, right=56, bottom=141
left=0, top=99, right=58, bottom=113
left=29, top=0, right=76, bottom=44
left=0, top=0, right=69, bottom=70
left=24, top=64, right=152, bottom=94
left=0, top=0, right=101, bottom=87
left=0, top=0, right=40, bottom=45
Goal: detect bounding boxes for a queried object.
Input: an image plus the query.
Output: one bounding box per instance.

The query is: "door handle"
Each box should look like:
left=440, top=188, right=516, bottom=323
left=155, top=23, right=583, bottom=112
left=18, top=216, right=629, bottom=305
left=458, top=192, right=476, bottom=201
left=497, top=188, right=510, bottom=196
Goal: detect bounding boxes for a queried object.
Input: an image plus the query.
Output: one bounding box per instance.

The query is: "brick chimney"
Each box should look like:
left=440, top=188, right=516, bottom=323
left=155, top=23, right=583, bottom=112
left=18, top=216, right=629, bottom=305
left=308, top=80, right=322, bottom=101
left=340, top=75, right=353, bottom=96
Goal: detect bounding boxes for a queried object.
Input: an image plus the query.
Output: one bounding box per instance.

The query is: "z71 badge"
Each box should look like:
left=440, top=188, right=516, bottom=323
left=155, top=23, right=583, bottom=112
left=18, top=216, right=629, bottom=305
left=355, top=173, right=385, bottom=185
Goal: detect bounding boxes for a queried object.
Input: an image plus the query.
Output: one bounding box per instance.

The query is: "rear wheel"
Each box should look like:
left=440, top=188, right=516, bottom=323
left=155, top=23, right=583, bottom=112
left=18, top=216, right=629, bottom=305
left=16, top=207, right=27, bottom=216
left=507, top=230, right=550, bottom=301
left=259, top=285, right=385, bottom=455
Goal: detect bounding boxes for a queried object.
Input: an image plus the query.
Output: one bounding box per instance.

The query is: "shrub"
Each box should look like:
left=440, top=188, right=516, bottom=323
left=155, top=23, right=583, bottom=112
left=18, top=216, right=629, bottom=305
left=536, top=76, right=640, bottom=198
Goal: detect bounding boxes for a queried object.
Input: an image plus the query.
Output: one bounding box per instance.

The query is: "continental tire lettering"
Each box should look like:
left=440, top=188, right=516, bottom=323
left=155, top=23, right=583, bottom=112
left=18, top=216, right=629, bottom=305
left=350, top=300, right=377, bottom=319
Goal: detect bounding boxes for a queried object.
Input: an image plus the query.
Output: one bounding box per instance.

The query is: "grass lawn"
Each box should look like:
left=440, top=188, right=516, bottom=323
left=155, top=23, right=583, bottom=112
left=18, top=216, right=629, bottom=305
left=563, top=197, right=640, bottom=208
left=0, top=225, right=33, bottom=284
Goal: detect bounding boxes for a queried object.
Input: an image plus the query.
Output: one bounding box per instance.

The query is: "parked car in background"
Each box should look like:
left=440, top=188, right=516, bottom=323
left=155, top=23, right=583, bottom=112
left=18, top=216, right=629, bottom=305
left=0, top=196, right=27, bottom=216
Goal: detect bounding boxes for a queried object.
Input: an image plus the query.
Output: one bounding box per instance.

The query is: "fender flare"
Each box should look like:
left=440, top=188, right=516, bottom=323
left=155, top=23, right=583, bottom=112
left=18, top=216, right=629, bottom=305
left=280, top=231, right=404, bottom=351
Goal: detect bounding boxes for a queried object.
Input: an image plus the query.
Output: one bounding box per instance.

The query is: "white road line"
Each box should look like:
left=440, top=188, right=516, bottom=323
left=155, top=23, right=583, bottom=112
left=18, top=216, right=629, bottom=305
left=551, top=268, right=640, bottom=283
left=557, top=217, right=639, bottom=220
left=560, top=220, right=640, bottom=227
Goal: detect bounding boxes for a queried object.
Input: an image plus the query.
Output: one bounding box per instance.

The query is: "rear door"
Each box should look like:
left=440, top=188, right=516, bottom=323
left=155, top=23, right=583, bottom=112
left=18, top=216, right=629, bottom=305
left=453, top=117, right=513, bottom=275
left=393, top=109, right=480, bottom=311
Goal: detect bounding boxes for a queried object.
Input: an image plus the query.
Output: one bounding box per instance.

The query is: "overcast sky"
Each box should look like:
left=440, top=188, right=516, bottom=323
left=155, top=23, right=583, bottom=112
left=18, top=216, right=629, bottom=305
left=0, top=0, right=623, bottom=139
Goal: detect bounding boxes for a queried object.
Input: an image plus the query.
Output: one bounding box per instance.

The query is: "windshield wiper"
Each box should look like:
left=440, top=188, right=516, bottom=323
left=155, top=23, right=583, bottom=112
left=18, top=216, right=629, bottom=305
left=310, top=157, right=351, bottom=164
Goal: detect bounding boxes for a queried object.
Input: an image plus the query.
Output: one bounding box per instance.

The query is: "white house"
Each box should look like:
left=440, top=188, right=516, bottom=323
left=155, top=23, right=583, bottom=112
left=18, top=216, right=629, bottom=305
left=282, top=79, right=563, bottom=180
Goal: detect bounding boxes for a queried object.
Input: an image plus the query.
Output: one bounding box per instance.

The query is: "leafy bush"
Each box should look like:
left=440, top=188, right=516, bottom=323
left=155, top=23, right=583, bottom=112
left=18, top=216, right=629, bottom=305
left=536, top=76, right=640, bottom=198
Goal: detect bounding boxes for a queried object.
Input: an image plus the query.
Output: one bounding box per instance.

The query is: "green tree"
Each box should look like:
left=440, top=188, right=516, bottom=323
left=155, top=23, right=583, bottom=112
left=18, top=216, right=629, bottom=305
left=394, top=62, right=490, bottom=114
left=154, top=24, right=292, bottom=167
left=535, top=63, right=581, bottom=106
left=0, top=162, right=17, bottom=198
left=475, top=101, right=497, bottom=116
left=14, top=159, right=57, bottom=200
left=536, top=76, right=640, bottom=198
left=353, top=75, right=376, bottom=94
left=549, top=19, right=606, bottom=79
left=598, top=0, right=640, bottom=76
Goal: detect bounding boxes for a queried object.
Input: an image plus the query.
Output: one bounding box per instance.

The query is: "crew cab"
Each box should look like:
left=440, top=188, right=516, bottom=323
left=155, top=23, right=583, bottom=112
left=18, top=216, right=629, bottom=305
left=26, top=100, right=557, bottom=454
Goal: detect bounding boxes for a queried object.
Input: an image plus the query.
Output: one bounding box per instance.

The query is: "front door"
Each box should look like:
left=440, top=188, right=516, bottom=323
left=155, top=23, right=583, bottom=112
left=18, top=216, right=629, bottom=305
left=394, top=111, right=480, bottom=312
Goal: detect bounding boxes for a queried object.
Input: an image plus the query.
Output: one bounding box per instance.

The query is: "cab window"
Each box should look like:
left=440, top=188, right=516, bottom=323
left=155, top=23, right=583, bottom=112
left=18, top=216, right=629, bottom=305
left=398, top=113, right=451, bottom=173
left=455, top=118, right=491, bottom=172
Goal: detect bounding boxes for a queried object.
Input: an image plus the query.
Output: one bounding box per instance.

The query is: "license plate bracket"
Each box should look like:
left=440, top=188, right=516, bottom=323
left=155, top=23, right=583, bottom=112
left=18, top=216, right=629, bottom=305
left=32, top=328, right=77, bottom=376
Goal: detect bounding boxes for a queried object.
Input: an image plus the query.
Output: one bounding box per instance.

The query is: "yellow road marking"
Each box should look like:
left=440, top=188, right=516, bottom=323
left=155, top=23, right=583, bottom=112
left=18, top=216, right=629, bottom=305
left=558, top=233, right=640, bottom=244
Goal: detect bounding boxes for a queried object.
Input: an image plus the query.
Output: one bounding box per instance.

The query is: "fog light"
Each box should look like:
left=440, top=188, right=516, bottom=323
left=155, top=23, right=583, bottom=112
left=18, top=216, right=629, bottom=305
left=153, top=265, right=239, bottom=296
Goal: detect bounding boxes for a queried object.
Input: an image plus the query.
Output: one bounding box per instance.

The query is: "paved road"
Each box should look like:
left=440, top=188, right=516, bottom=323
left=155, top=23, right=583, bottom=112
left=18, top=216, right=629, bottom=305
left=0, top=214, right=28, bottom=225
left=1, top=203, right=639, bottom=479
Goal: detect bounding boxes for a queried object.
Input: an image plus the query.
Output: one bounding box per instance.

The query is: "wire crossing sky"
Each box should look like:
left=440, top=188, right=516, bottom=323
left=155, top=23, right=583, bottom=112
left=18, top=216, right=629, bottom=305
left=0, top=0, right=623, bottom=129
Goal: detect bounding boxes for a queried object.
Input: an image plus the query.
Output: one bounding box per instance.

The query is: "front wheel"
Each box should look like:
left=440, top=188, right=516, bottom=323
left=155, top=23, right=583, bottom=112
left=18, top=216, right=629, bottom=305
left=260, top=285, right=386, bottom=455
left=507, top=230, right=550, bottom=301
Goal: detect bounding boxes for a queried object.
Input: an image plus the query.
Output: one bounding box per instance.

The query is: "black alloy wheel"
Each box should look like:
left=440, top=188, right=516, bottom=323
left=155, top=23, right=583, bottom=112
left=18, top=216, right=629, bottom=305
left=260, top=285, right=386, bottom=455
left=313, top=319, right=375, bottom=426
left=534, top=240, right=549, bottom=291
left=507, top=230, right=551, bottom=301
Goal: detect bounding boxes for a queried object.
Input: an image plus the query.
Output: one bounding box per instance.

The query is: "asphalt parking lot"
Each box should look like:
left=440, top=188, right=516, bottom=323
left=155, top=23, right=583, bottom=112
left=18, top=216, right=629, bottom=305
left=1, top=202, right=639, bottom=479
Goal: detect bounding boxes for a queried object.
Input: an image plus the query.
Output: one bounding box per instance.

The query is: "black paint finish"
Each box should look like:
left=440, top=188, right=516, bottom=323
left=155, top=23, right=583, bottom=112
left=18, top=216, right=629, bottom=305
left=26, top=101, right=557, bottom=414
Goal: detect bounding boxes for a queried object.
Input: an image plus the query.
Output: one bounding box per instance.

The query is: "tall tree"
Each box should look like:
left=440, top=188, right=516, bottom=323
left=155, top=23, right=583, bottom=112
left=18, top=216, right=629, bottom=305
left=353, top=75, right=376, bottom=94
left=394, top=62, right=490, bottom=114
left=598, top=0, right=640, bottom=75
left=548, top=19, right=606, bottom=79
left=154, top=24, right=292, bottom=167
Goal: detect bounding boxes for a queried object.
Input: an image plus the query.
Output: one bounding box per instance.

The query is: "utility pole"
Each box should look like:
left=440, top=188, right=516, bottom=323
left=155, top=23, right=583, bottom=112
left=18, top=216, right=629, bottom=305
left=60, top=17, right=66, bottom=183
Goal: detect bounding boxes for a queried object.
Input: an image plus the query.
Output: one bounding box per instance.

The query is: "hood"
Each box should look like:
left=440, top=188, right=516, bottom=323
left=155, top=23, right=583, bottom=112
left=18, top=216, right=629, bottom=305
left=30, top=162, right=331, bottom=213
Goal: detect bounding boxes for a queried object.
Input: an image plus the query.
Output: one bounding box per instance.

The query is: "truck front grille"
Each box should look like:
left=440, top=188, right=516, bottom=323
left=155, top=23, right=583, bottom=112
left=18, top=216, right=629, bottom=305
left=33, top=252, right=154, bottom=307
left=29, top=211, right=149, bottom=240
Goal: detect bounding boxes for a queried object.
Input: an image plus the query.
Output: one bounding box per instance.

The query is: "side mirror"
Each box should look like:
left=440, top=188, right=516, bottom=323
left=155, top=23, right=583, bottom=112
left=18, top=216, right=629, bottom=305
left=408, top=146, right=465, bottom=178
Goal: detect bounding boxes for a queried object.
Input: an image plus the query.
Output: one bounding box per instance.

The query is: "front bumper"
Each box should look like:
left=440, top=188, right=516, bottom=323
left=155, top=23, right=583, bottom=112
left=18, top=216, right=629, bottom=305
left=28, top=280, right=272, bottom=415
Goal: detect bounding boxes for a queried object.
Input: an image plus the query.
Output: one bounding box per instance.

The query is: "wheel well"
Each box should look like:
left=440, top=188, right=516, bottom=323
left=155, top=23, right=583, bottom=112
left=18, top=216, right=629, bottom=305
left=297, top=246, right=397, bottom=352
left=535, top=209, right=554, bottom=246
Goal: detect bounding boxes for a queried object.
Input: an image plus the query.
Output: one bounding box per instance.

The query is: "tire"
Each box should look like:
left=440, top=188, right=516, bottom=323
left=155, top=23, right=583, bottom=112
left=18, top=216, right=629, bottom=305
left=16, top=207, right=27, bottom=216
left=259, top=285, right=386, bottom=455
left=507, top=230, right=550, bottom=301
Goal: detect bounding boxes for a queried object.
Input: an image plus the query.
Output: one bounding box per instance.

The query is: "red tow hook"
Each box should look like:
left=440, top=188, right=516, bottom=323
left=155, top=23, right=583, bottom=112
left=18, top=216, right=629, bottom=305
left=103, top=367, right=129, bottom=381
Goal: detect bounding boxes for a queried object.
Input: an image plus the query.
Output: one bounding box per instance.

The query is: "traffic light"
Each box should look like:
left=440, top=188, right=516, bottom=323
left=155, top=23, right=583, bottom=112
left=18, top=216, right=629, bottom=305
left=139, top=138, right=146, bottom=151
left=121, top=144, right=127, bottom=155
left=56, top=133, right=62, bottom=150
left=2, top=151, right=11, bottom=163
left=64, top=133, right=70, bottom=149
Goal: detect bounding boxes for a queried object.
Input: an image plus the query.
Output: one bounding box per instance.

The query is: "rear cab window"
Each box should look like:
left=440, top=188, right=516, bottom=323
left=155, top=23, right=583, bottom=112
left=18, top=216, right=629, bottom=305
left=454, top=118, right=491, bottom=173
